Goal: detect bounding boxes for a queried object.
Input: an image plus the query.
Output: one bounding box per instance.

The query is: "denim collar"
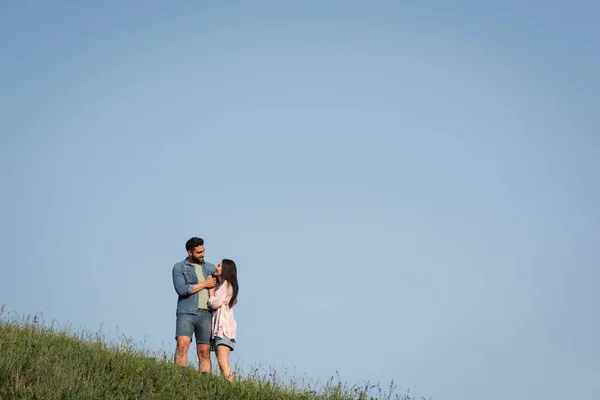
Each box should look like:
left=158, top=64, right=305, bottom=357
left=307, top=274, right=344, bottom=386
left=184, top=257, right=204, bottom=267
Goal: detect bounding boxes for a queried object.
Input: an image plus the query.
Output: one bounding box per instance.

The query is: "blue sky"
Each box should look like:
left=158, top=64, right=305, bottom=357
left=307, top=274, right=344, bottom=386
left=1, top=1, right=598, bottom=399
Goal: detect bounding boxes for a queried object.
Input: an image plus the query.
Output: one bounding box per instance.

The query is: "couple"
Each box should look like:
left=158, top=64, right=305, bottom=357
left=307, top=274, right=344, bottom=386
left=172, top=237, right=239, bottom=381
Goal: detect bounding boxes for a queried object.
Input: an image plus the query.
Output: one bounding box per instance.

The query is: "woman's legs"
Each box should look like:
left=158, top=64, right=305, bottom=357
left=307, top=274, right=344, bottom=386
left=216, top=344, right=233, bottom=381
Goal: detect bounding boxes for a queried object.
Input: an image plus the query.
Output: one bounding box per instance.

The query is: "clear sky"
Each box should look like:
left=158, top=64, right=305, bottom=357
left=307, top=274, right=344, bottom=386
left=1, top=1, right=598, bottom=399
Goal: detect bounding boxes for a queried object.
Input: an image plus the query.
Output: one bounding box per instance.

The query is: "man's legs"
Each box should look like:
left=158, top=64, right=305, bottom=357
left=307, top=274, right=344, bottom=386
left=197, top=343, right=212, bottom=373
left=175, top=336, right=192, bottom=366
left=175, top=313, right=195, bottom=366
left=195, top=310, right=213, bottom=373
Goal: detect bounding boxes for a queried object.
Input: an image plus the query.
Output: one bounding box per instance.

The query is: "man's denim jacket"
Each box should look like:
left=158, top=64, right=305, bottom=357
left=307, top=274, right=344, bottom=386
left=172, top=257, right=216, bottom=315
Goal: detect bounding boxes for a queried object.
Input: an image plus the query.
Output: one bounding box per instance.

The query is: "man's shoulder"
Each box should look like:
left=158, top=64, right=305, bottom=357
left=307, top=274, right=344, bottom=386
left=172, top=259, right=188, bottom=271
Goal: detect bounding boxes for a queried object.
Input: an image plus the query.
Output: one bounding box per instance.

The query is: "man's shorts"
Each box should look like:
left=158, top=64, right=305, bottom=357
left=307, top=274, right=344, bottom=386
left=175, top=310, right=212, bottom=344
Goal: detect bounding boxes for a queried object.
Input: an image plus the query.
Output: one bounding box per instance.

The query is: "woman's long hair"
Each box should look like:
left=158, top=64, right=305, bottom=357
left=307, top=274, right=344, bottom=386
left=220, top=259, right=239, bottom=308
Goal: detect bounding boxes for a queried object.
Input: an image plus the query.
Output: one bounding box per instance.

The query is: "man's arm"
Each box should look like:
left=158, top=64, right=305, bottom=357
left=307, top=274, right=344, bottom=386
left=173, top=266, right=217, bottom=296
left=190, top=278, right=216, bottom=294
left=172, top=265, right=193, bottom=296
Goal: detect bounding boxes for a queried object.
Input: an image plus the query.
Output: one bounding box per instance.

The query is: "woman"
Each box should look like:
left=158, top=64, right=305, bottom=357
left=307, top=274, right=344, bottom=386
left=208, top=259, right=239, bottom=381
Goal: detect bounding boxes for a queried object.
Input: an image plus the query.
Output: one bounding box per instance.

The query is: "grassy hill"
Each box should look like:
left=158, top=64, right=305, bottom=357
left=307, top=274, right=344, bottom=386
left=0, top=309, right=425, bottom=399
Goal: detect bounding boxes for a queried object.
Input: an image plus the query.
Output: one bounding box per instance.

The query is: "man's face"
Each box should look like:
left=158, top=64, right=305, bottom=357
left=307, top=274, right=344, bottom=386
left=188, top=245, right=205, bottom=264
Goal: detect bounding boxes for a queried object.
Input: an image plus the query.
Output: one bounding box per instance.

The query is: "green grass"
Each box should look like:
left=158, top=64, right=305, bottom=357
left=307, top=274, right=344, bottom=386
left=0, top=307, right=428, bottom=400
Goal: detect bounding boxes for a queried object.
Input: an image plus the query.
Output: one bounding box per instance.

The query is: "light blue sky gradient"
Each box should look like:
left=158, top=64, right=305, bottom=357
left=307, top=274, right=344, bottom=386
left=1, top=2, right=598, bottom=399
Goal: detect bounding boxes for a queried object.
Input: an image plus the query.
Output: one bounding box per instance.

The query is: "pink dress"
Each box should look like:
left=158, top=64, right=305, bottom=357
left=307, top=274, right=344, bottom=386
left=208, top=281, right=237, bottom=340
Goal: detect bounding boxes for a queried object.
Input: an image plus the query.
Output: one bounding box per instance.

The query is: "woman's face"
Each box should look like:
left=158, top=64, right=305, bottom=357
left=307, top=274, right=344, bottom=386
left=215, top=262, right=222, bottom=277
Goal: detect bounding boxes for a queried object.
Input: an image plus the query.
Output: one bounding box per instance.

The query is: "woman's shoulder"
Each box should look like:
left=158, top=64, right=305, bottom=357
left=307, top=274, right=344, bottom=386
left=217, top=280, right=233, bottom=292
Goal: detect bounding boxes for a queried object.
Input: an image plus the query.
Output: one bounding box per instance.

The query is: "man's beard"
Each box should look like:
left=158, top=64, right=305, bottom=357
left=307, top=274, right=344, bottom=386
left=190, top=255, right=204, bottom=264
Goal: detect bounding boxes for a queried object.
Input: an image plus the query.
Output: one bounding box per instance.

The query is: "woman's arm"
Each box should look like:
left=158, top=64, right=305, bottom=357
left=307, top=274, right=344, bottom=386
left=208, top=282, right=231, bottom=309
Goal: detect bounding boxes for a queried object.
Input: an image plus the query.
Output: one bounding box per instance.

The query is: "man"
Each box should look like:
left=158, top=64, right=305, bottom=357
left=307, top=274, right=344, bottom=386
left=172, top=237, right=217, bottom=372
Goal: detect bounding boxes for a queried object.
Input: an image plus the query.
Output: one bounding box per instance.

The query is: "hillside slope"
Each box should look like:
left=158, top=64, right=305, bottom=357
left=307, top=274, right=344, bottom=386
left=0, top=315, right=419, bottom=399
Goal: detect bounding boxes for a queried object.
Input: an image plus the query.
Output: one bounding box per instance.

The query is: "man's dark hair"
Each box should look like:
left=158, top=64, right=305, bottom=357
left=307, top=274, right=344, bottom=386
left=185, top=237, right=204, bottom=251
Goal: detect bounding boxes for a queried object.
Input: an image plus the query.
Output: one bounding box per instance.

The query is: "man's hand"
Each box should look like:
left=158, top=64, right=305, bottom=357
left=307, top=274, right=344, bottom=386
left=191, top=277, right=217, bottom=294
left=203, top=277, right=217, bottom=289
